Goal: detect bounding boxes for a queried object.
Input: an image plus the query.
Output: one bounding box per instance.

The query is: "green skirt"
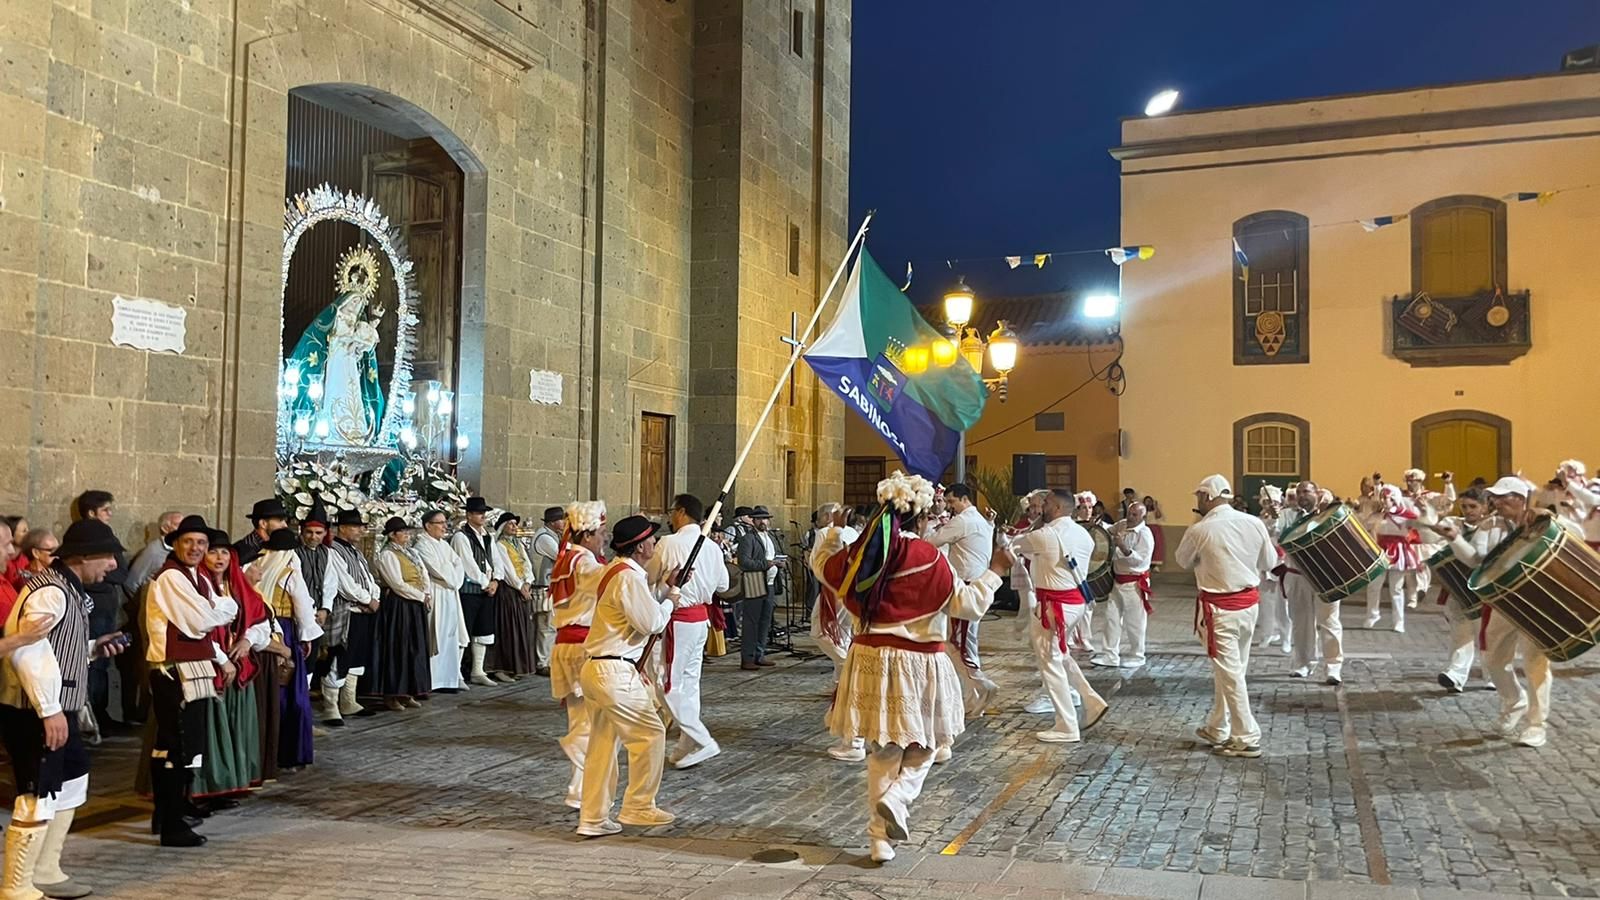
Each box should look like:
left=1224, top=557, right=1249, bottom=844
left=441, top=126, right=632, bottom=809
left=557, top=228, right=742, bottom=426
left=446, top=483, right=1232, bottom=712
left=194, top=682, right=261, bottom=798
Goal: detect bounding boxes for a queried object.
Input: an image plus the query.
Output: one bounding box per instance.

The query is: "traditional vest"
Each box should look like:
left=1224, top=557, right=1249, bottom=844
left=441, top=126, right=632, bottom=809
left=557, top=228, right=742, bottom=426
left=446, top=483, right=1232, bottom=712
left=155, top=560, right=222, bottom=664
left=530, top=529, right=559, bottom=587
left=332, top=539, right=377, bottom=602
left=387, top=547, right=427, bottom=594
left=499, top=536, right=531, bottom=583
left=294, top=544, right=329, bottom=605
left=15, top=568, right=91, bottom=714
left=266, top=574, right=297, bottom=619
left=460, top=526, right=491, bottom=592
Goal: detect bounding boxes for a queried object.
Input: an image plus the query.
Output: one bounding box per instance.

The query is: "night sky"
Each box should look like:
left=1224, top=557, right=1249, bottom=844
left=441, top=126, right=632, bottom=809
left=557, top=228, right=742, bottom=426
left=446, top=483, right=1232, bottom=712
left=848, top=1, right=1599, bottom=306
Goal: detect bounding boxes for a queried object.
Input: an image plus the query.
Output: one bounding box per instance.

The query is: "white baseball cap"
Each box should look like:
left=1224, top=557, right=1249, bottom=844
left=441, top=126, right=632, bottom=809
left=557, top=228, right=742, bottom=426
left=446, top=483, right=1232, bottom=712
left=1485, top=476, right=1533, bottom=498
left=1194, top=475, right=1232, bottom=500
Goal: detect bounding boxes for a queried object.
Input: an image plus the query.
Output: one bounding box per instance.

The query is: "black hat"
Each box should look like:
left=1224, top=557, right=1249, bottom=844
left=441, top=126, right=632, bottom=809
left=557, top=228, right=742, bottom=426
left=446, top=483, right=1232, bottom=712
left=205, top=528, right=231, bottom=548
left=335, top=509, right=366, bottom=527
left=264, top=528, right=299, bottom=551
left=301, top=500, right=329, bottom=529
left=734, top=506, right=753, bottom=518
left=56, top=519, right=125, bottom=559
left=465, top=497, right=491, bottom=514
left=496, top=511, right=520, bottom=529
left=169, top=515, right=211, bottom=543
left=749, top=506, right=773, bottom=520
left=543, top=506, right=566, bottom=524
left=248, top=498, right=289, bottom=522
left=383, top=517, right=413, bottom=535
left=609, top=516, right=660, bottom=552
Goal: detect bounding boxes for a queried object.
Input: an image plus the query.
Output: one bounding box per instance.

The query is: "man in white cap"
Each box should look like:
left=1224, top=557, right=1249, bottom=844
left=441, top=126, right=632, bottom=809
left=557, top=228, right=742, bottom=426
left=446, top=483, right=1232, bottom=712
left=1093, top=501, right=1154, bottom=670
left=1403, top=468, right=1455, bottom=608
left=1175, top=475, right=1277, bottom=758
left=1555, top=460, right=1600, bottom=550
left=1008, top=490, right=1109, bottom=744
left=1478, top=476, right=1580, bottom=748
left=1278, top=482, right=1344, bottom=685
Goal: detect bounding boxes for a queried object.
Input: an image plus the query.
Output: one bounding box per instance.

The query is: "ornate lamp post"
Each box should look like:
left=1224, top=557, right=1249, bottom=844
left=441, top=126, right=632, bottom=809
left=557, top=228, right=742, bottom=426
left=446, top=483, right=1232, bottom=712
left=941, top=279, right=1022, bottom=484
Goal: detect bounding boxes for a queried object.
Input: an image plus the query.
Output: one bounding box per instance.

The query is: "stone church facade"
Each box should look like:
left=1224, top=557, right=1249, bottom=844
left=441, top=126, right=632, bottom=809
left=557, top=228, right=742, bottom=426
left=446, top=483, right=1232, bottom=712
left=0, top=0, right=850, bottom=536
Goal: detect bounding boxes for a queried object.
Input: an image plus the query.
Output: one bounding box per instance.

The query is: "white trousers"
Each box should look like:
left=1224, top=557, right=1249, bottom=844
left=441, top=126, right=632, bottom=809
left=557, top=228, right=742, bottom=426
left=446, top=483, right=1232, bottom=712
left=1071, top=606, right=1094, bottom=650
left=1093, top=581, right=1148, bottom=667
left=1032, top=604, right=1104, bottom=737
left=1201, top=604, right=1260, bottom=745
left=1366, top=569, right=1413, bottom=628
left=865, top=743, right=933, bottom=842
left=1286, top=574, right=1342, bottom=678
left=1482, top=612, right=1551, bottom=729
left=665, top=619, right=714, bottom=753
left=578, top=659, right=665, bottom=827
left=560, top=696, right=600, bottom=806
left=1258, top=577, right=1291, bottom=646
left=533, top=611, right=555, bottom=670
left=1440, top=596, right=1480, bottom=689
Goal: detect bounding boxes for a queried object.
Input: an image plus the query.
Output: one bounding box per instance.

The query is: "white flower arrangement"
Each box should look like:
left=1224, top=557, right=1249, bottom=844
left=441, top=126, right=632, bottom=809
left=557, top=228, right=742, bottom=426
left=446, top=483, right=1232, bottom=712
left=394, top=460, right=473, bottom=521
left=566, top=500, right=606, bottom=535
left=876, top=470, right=935, bottom=517
left=277, top=459, right=370, bottom=521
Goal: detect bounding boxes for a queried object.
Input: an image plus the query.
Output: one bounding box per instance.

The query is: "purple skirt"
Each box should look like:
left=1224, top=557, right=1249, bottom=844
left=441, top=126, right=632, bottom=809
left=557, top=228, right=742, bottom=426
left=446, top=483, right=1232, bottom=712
left=277, top=617, right=314, bottom=768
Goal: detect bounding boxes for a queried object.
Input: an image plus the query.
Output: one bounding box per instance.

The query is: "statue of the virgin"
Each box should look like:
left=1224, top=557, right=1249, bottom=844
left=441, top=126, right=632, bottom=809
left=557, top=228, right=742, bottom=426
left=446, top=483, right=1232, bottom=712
left=289, top=246, right=386, bottom=445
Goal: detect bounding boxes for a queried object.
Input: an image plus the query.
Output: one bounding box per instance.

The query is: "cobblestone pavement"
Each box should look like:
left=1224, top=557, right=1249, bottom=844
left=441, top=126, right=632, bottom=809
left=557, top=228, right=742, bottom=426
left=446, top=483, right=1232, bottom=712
left=41, top=577, right=1600, bottom=898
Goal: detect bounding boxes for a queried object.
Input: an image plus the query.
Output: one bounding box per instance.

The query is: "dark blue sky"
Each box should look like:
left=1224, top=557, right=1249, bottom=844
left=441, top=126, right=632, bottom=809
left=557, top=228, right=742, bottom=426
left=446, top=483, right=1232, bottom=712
left=849, top=1, right=1599, bottom=305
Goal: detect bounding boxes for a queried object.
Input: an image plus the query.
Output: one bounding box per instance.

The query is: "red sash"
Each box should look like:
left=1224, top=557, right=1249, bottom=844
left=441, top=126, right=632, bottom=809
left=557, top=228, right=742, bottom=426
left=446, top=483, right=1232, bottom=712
left=949, top=618, right=975, bottom=668
left=661, top=605, right=712, bottom=694
left=1194, top=588, right=1259, bottom=659
left=1479, top=606, right=1492, bottom=651
left=1588, top=541, right=1600, bottom=551
left=1114, top=571, right=1153, bottom=615
left=1378, top=534, right=1420, bottom=569
left=555, top=625, right=590, bottom=645
left=853, top=633, right=943, bottom=653
left=1036, top=587, right=1085, bottom=653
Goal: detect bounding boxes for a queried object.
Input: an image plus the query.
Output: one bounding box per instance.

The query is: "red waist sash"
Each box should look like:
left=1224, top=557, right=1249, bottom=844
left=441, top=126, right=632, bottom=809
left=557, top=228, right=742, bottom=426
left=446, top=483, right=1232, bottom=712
left=671, top=605, right=710, bottom=624
left=1194, top=588, right=1260, bottom=658
left=1114, top=571, right=1153, bottom=615
left=853, top=633, right=944, bottom=653
left=1036, top=587, right=1085, bottom=653
left=556, top=625, right=591, bottom=645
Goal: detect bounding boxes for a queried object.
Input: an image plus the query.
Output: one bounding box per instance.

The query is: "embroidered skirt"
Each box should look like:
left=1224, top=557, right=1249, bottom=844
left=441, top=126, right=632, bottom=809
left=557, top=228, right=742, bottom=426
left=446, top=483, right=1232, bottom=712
left=828, top=642, right=965, bottom=749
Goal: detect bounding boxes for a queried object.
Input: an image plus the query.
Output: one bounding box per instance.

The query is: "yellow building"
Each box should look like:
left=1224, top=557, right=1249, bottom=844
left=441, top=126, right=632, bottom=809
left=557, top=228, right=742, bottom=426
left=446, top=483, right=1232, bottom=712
left=841, top=293, right=1123, bottom=510
left=1114, top=70, right=1600, bottom=528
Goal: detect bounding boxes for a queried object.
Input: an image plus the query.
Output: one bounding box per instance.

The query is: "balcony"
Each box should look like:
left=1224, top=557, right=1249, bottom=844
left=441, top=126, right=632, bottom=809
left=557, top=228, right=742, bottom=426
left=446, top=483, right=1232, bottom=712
left=1389, top=289, right=1531, bottom=367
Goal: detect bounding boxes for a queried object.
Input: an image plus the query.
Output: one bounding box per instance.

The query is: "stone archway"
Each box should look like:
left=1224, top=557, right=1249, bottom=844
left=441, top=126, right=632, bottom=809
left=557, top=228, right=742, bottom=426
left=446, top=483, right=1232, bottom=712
left=218, top=23, right=504, bottom=519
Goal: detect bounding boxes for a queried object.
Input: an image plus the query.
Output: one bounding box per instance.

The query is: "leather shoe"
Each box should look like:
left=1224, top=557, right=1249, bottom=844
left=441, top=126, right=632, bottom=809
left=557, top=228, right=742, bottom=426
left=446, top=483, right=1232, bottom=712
left=740, top=661, right=760, bottom=671
left=755, top=658, right=776, bottom=667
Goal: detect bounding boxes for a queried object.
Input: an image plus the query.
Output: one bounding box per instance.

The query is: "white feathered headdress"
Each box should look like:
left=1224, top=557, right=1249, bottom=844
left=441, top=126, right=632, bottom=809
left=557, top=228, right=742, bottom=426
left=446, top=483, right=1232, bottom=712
left=876, top=470, right=936, bottom=517
left=565, top=501, right=606, bottom=535
left=1403, top=468, right=1427, bottom=482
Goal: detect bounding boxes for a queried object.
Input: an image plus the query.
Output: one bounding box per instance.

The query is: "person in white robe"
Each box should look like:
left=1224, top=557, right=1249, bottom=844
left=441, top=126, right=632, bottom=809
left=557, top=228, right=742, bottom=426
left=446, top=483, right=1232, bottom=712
left=416, top=511, right=467, bottom=693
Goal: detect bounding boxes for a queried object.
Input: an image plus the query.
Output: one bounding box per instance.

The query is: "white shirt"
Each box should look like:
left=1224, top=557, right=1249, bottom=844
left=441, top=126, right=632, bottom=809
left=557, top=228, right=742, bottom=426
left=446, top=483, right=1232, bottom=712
left=373, top=546, right=428, bottom=603
left=330, top=540, right=380, bottom=609
left=1444, top=516, right=1509, bottom=568
left=451, top=526, right=494, bottom=590
left=758, top=531, right=778, bottom=585
left=245, top=551, right=325, bottom=642
left=3, top=583, right=89, bottom=717
left=1112, top=522, right=1154, bottom=575
left=1009, top=517, right=1095, bottom=592
left=582, top=557, right=675, bottom=660
left=1175, top=504, right=1278, bottom=594
left=145, top=566, right=239, bottom=667
left=1563, top=480, right=1600, bottom=543
left=928, top=506, right=993, bottom=582
left=553, top=546, right=606, bottom=629
left=649, top=523, right=730, bottom=609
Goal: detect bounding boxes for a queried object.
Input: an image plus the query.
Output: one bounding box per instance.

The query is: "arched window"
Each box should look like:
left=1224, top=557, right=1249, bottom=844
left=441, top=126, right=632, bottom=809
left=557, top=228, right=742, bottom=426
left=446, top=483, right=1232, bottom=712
left=1233, top=413, right=1310, bottom=513
left=1233, top=211, right=1309, bottom=365
left=1410, top=195, right=1506, bottom=299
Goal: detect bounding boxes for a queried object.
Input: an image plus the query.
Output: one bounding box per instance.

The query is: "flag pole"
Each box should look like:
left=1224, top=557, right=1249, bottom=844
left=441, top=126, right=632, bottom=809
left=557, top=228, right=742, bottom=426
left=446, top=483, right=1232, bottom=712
left=640, top=211, right=875, bottom=673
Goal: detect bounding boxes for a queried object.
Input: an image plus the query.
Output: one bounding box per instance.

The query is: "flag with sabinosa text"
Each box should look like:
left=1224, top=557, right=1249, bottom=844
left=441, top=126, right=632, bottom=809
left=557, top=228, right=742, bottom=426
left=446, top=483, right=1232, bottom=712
left=804, top=248, right=988, bottom=480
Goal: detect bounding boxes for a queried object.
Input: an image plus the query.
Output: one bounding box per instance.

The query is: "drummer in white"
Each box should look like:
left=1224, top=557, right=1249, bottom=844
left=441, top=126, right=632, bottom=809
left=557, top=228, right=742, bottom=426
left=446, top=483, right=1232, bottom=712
left=1279, top=482, right=1345, bottom=685
left=1478, top=476, right=1582, bottom=749
left=1093, top=502, right=1154, bottom=669
left=1008, top=490, right=1108, bottom=743
left=1429, top=487, right=1506, bottom=693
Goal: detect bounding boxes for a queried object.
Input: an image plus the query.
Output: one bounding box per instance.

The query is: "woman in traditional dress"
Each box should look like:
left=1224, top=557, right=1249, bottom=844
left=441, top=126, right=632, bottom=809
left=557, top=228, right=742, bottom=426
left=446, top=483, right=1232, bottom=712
left=810, top=471, right=1012, bottom=864
left=244, top=529, right=324, bottom=770
left=415, top=510, right=467, bottom=693
left=193, top=531, right=271, bottom=800
left=372, top=517, right=432, bottom=710
left=549, top=501, right=607, bottom=809
left=488, top=512, right=537, bottom=679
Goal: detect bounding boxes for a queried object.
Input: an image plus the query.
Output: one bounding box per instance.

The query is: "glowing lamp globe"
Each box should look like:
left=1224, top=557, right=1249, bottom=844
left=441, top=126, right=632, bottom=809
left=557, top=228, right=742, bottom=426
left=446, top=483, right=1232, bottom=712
left=987, top=322, right=1019, bottom=375
left=931, top=337, right=958, bottom=368
left=943, top=277, right=975, bottom=328
left=901, top=344, right=930, bottom=375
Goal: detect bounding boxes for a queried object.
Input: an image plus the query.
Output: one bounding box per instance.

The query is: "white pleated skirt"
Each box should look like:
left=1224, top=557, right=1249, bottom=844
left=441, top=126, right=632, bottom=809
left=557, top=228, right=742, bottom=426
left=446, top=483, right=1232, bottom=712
left=828, top=642, right=966, bottom=749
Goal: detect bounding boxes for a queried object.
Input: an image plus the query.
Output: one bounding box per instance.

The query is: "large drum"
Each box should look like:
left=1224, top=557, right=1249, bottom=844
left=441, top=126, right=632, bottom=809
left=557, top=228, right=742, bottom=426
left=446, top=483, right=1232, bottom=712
left=1426, top=543, right=1482, bottom=619
left=1280, top=504, right=1389, bottom=602
left=1469, top=518, right=1600, bottom=662
left=1083, top=524, right=1115, bottom=603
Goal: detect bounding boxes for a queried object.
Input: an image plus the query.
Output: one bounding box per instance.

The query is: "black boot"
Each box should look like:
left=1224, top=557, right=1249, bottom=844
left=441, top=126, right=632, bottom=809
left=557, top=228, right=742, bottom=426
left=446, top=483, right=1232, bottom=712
left=152, top=766, right=207, bottom=847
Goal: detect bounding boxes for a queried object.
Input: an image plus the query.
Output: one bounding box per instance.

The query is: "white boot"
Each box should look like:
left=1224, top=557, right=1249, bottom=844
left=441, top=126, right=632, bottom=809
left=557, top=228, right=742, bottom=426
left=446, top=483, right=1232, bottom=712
left=31, top=809, right=88, bottom=899
left=320, top=678, right=344, bottom=726
left=468, top=643, right=495, bottom=686
left=1, top=821, right=46, bottom=900
left=338, top=677, right=364, bottom=716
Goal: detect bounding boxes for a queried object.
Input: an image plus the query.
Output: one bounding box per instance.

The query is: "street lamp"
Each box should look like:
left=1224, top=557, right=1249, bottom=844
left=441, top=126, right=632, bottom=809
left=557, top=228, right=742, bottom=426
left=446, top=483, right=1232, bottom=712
left=1145, top=88, right=1180, bottom=116
left=1083, top=293, right=1120, bottom=319
left=943, top=277, right=975, bottom=329
left=939, top=278, right=1025, bottom=485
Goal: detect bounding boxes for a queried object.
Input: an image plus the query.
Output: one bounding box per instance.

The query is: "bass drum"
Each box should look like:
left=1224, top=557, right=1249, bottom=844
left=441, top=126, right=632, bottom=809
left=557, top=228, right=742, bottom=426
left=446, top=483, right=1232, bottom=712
left=1425, top=543, right=1481, bottom=619
left=1280, top=504, right=1389, bottom=602
left=1470, top=517, right=1600, bottom=662
left=1084, top=524, right=1115, bottom=603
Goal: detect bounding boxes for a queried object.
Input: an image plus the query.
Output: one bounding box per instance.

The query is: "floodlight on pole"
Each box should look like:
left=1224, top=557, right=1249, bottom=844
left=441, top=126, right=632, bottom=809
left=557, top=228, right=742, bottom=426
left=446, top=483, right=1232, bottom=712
left=1144, top=88, right=1179, bottom=117
left=1083, top=293, right=1120, bottom=319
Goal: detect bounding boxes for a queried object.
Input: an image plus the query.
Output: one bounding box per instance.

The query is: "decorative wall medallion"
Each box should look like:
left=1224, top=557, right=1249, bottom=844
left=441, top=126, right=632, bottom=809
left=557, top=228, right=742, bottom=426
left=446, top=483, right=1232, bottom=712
left=1254, top=310, right=1285, bottom=357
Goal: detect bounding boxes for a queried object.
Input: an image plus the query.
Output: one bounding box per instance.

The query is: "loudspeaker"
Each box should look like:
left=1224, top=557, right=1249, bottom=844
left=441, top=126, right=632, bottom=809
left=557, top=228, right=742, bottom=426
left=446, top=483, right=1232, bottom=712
left=1013, top=453, right=1047, bottom=495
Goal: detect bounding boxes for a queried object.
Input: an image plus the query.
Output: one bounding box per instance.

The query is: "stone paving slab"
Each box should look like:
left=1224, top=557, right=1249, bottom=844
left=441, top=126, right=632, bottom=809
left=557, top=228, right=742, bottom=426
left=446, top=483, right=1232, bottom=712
left=26, top=576, right=1600, bottom=899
